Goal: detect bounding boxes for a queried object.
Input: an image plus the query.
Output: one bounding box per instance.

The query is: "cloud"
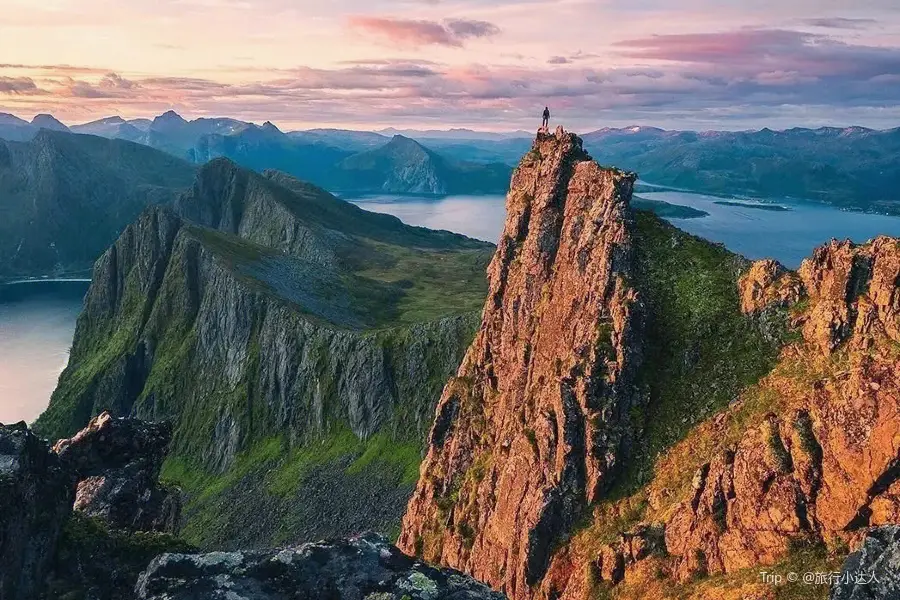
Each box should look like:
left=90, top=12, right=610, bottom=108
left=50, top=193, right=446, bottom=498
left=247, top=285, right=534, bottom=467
left=0, top=63, right=109, bottom=75
left=444, top=19, right=500, bottom=40
left=99, top=73, right=137, bottom=90
left=0, top=76, right=40, bottom=94
left=347, top=16, right=500, bottom=47
left=802, top=17, right=878, bottom=30
left=548, top=51, right=600, bottom=65
left=613, top=28, right=900, bottom=80
left=6, top=27, right=900, bottom=130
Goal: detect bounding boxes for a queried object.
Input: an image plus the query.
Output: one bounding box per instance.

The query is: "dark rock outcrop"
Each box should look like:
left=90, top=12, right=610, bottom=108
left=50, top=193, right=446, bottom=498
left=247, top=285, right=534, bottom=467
left=0, top=422, right=74, bottom=600
left=54, top=412, right=181, bottom=533
left=831, top=526, right=900, bottom=600
left=135, top=533, right=506, bottom=600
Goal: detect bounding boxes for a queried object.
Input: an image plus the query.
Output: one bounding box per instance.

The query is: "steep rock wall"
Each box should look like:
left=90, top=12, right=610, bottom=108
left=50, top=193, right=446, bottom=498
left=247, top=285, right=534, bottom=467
left=399, top=128, right=643, bottom=598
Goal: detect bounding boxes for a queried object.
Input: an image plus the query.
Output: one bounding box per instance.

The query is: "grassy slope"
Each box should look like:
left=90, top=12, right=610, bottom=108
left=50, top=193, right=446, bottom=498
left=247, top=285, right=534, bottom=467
left=619, top=211, right=785, bottom=492
left=561, top=211, right=834, bottom=599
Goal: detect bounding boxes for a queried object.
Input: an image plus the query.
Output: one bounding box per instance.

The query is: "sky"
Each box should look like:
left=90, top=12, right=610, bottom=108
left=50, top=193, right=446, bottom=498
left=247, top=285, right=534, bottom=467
left=1, top=0, right=899, bottom=131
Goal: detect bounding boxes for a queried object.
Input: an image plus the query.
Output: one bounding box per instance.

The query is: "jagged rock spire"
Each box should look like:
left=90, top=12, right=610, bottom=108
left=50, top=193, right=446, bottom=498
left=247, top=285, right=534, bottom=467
left=399, top=128, right=642, bottom=599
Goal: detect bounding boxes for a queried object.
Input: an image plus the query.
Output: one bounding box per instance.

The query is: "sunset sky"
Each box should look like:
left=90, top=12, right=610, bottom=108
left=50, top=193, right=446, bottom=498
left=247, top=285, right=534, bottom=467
left=2, top=0, right=899, bottom=130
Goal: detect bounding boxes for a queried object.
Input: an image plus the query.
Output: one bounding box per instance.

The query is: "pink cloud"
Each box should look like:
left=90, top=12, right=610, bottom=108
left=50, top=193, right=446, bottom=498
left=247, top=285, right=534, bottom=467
left=0, top=76, right=40, bottom=94
left=347, top=16, right=499, bottom=48
left=615, top=29, right=814, bottom=63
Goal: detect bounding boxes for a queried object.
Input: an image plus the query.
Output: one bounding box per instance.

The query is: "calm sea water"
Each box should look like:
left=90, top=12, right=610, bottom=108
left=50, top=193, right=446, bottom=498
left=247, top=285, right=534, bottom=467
left=349, top=192, right=900, bottom=269
left=0, top=280, right=88, bottom=424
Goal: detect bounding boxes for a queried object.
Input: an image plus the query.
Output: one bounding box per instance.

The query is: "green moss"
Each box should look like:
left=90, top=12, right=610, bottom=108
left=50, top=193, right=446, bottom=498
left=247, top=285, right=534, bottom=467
left=163, top=436, right=285, bottom=504
left=614, top=211, right=784, bottom=494
left=346, top=433, right=422, bottom=486
left=767, top=420, right=794, bottom=474
left=266, top=428, right=360, bottom=497
left=161, top=425, right=427, bottom=548
left=794, top=411, right=821, bottom=458
left=43, top=514, right=193, bottom=600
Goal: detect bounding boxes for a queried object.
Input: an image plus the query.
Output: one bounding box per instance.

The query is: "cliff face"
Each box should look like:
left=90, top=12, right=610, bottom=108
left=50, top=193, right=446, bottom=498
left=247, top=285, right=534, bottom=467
left=38, top=159, right=493, bottom=548
left=399, top=128, right=643, bottom=597
left=661, top=237, right=899, bottom=581
left=401, top=129, right=900, bottom=600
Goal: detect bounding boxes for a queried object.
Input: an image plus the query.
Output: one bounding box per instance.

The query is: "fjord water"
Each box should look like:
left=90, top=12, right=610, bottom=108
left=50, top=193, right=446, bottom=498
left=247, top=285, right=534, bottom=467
left=349, top=191, right=900, bottom=268
left=0, top=280, right=88, bottom=424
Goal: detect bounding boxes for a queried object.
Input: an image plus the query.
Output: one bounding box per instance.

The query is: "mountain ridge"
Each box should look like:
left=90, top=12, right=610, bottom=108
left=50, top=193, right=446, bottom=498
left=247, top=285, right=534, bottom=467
left=0, top=130, right=196, bottom=279
left=37, top=156, right=494, bottom=549
left=399, top=128, right=900, bottom=600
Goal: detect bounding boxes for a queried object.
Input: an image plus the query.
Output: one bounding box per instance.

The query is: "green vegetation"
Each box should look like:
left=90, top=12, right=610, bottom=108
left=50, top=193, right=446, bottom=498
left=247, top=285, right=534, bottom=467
left=614, top=211, right=784, bottom=494
left=186, top=221, right=490, bottom=330
left=607, top=538, right=840, bottom=600
left=161, top=428, right=424, bottom=548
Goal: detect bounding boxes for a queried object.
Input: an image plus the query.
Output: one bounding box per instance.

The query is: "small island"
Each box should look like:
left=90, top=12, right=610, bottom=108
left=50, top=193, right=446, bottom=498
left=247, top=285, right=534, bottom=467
left=633, top=197, right=709, bottom=219
left=714, top=200, right=791, bottom=212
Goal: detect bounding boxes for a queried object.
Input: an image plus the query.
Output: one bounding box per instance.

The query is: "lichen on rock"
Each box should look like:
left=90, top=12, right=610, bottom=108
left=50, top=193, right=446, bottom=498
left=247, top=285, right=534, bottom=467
left=135, top=533, right=505, bottom=600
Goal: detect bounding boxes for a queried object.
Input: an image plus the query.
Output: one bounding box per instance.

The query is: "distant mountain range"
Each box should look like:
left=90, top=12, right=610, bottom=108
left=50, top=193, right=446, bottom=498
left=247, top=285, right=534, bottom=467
left=328, top=134, right=511, bottom=195
left=2, top=112, right=899, bottom=213
left=0, top=111, right=512, bottom=197
left=581, top=126, right=900, bottom=215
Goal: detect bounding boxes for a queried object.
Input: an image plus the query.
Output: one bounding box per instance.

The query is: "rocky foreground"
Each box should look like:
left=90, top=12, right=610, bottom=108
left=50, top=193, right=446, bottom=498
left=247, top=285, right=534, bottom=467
left=135, top=533, right=504, bottom=600
left=0, top=414, right=505, bottom=599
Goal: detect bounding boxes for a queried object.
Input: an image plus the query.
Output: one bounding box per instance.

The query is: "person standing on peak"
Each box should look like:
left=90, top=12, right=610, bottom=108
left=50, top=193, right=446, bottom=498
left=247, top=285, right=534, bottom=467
left=542, top=106, right=550, bottom=130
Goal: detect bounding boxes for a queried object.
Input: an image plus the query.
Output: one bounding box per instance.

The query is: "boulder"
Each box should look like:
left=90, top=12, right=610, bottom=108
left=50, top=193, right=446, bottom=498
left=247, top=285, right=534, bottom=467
left=831, top=526, right=900, bottom=600
left=136, top=533, right=506, bottom=599
left=54, top=412, right=181, bottom=533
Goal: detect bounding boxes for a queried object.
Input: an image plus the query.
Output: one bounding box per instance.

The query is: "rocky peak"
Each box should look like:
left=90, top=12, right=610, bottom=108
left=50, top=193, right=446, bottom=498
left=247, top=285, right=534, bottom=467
left=738, top=258, right=804, bottom=315
left=31, top=113, right=70, bottom=132
left=400, top=130, right=900, bottom=599
left=54, top=412, right=181, bottom=532
left=798, top=237, right=900, bottom=354
left=261, top=120, right=281, bottom=133
left=152, top=110, right=188, bottom=129
left=385, top=134, right=430, bottom=156
left=399, top=128, right=641, bottom=598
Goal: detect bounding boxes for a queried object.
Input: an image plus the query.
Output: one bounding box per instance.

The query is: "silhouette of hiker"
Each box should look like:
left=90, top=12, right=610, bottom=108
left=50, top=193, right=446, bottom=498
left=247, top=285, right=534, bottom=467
left=542, top=107, right=550, bottom=129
